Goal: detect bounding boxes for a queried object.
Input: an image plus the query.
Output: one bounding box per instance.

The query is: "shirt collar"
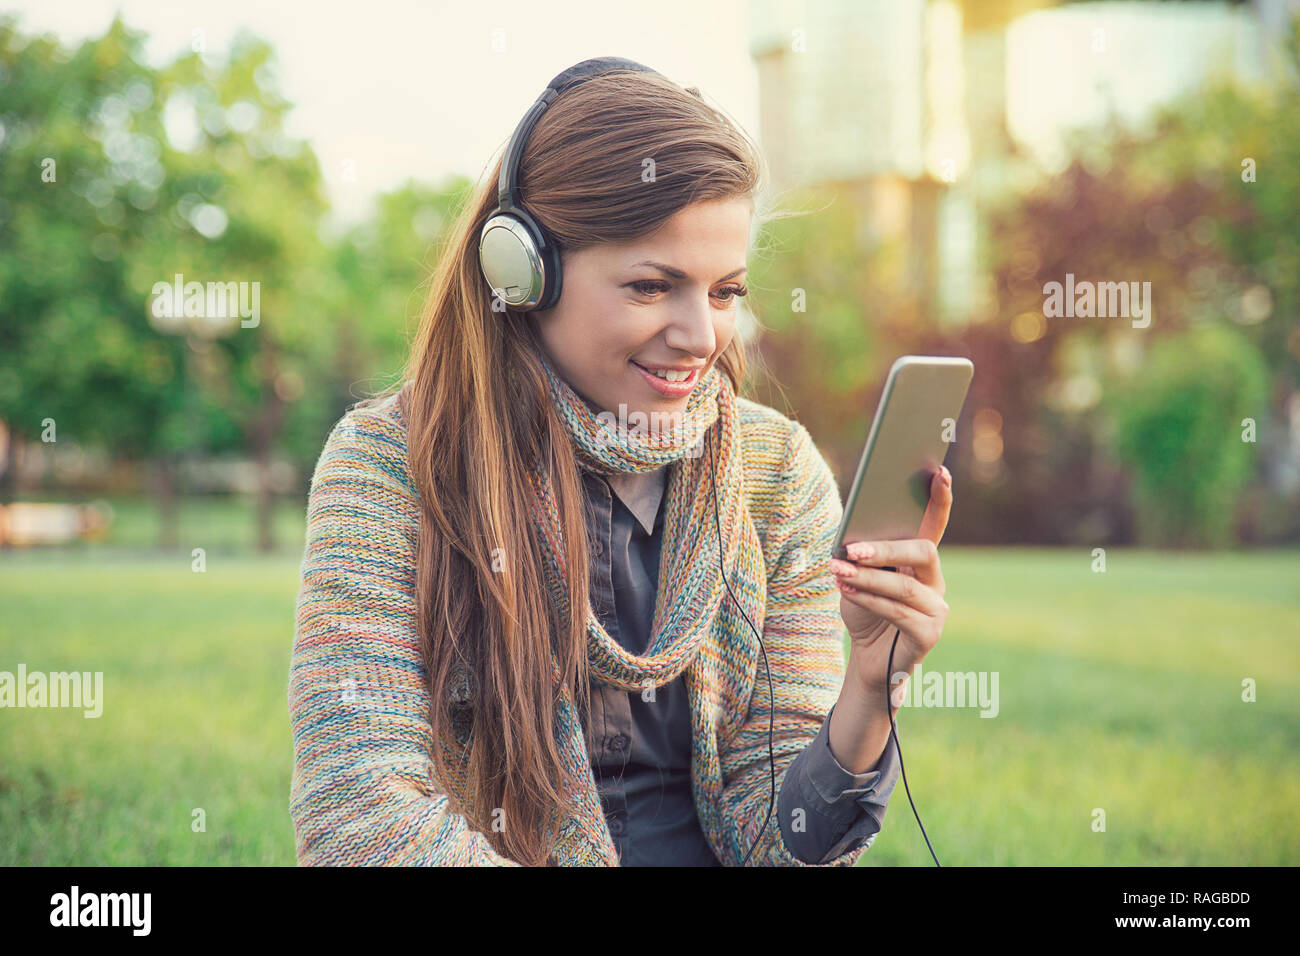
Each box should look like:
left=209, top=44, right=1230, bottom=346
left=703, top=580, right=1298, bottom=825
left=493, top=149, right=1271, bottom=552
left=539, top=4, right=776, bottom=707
left=601, top=466, right=668, bottom=535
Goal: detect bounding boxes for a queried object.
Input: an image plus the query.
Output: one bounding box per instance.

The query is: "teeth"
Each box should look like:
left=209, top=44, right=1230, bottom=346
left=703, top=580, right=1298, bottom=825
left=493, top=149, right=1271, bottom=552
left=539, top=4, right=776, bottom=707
left=645, top=367, right=692, bottom=382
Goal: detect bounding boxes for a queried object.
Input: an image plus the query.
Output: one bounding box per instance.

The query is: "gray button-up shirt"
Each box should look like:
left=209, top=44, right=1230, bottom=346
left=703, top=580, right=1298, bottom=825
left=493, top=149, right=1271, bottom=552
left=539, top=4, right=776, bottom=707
left=577, top=463, right=901, bottom=866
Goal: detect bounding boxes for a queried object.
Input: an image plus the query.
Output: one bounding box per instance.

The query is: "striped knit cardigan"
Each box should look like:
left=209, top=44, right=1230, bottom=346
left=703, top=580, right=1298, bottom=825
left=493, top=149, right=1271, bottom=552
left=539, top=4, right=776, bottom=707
left=288, top=390, right=869, bottom=866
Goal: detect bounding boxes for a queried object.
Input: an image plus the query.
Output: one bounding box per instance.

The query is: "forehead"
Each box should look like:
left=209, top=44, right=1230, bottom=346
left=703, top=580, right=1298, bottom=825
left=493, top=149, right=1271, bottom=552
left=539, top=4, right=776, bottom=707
left=598, top=197, right=754, bottom=269
left=644, top=197, right=752, bottom=242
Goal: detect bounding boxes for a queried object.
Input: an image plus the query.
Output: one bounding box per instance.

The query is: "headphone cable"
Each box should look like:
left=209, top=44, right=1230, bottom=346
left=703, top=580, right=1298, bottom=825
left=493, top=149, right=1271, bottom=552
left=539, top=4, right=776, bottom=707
left=886, top=625, right=941, bottom=866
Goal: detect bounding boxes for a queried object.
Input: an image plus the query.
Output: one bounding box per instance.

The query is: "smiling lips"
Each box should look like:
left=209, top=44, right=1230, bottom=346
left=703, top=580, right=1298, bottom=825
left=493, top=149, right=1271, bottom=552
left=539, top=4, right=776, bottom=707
left=630, top=360, right=703, bottom=397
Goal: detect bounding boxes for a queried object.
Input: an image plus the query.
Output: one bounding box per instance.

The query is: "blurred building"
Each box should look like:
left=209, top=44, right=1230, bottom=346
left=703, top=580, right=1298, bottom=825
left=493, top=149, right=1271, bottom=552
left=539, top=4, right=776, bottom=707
left=747, top=0, right=1293, bottom=326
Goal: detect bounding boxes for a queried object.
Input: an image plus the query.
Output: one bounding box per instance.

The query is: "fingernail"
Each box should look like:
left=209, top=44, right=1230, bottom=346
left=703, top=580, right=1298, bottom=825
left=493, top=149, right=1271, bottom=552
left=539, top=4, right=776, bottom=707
left=829, top=558, right=854, bottom=576
left=941, top=467, right=952, bottom=485
left=848, top=542, right=874, bottom=560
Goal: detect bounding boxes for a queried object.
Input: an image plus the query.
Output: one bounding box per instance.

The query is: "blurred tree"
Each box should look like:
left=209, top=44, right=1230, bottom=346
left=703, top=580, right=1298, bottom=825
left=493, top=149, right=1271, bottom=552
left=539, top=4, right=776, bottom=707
left=0, top=16, right=330, bottom=550
left=284, top=178, right=472, bottom=474
left=0, top=17, right=192, bottom=541
left=137, top=28, right=328, bottom=550
left=982, top=50, right=1299, bottom=546
left=1108, top=324, right=1268, bottom=547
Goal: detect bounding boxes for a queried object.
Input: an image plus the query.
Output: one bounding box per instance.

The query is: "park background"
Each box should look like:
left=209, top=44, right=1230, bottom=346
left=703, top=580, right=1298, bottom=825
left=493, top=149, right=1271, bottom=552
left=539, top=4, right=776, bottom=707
left=1, top=0, right=1298, bottom=865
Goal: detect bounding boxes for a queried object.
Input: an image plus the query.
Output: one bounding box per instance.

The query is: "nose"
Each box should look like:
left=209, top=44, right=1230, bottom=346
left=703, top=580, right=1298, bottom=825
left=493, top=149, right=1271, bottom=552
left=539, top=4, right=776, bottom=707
left=661, top=294, right=717, bottom=359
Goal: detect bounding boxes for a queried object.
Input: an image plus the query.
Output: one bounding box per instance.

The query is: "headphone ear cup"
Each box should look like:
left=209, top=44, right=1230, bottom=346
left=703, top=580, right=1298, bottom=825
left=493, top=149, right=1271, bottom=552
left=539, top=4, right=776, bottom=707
left=479, top=212, right=552, bottom=310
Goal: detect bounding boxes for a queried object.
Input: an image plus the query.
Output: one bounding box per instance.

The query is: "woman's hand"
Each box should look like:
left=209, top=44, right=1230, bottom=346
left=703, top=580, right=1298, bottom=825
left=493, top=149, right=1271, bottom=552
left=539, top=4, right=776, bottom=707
left=830, top=466, right=953, bottom=704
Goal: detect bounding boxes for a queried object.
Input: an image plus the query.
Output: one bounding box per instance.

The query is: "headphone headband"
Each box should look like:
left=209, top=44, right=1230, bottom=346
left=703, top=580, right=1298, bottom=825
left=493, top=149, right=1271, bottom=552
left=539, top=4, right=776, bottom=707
left=481, top=57, right=663, bottom=310
left=496, top=57, right=661, bottom=212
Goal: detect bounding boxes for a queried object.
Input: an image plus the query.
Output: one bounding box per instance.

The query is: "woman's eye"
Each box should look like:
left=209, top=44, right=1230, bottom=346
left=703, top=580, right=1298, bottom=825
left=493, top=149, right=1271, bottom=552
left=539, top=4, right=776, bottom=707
left=628, top=280, right=749, bottom=303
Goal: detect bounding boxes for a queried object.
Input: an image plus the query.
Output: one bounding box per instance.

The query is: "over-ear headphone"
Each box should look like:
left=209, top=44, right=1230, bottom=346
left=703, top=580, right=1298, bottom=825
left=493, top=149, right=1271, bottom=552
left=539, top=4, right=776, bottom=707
left=478, top=56, right=663, bottom=311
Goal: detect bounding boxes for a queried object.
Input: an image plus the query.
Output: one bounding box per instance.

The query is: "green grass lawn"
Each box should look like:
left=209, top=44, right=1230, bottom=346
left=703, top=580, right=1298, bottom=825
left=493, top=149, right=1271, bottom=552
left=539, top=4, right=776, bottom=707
left=1, top=542, right=1297, bottom=865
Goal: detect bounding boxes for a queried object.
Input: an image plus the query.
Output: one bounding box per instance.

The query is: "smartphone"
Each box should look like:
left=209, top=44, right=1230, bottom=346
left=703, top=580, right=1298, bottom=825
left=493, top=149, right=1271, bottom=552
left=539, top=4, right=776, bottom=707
left=831, top=355, right=974, bottom=562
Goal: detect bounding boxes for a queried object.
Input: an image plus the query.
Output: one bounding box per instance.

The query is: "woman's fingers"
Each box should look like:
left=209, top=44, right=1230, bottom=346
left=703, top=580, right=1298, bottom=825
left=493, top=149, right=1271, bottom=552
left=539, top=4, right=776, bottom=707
left=917, top=466, right=953, bottom=546
left=830, top=560, right=947, bottom=616
left=842, top=538, right=945, bottom=591
left=832, top=564, right=950, bottom=650
left=835, top=467, right=953, bottom=651
left=836, top=583, right=924, bottom=636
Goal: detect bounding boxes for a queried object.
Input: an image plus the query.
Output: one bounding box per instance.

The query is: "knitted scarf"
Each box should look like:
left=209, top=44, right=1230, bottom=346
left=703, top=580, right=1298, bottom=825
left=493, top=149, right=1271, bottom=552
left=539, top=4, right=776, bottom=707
left=525, top=352, right=766, bottom=865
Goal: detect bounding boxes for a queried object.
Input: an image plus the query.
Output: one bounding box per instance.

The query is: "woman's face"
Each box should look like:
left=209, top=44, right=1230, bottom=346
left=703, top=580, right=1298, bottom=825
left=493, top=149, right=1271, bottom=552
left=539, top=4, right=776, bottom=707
left=531, top=197, right=752, bottom=426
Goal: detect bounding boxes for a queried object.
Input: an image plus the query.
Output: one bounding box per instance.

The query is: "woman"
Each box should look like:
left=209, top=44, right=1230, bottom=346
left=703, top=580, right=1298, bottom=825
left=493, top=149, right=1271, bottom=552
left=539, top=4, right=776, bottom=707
left=288, top=57, right=953, bottom=867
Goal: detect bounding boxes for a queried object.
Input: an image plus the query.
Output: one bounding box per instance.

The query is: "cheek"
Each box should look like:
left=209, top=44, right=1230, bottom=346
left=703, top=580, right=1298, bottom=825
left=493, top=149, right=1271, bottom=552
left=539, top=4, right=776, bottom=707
left=577, top=301, right=741, bottom=363
left=593, top=323, right=637, bottom=360
left=600, top=310, right=655, bottom=355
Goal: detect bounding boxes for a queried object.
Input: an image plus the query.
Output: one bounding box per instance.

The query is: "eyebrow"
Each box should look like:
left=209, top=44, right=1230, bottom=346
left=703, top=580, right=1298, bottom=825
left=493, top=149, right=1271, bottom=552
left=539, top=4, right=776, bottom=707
left=633, top=260, right=748, bottom=282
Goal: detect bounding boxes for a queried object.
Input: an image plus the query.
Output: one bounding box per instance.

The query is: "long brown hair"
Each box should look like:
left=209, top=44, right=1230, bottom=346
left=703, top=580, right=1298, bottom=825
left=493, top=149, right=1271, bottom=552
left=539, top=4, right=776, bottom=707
left=360, top=69, right=763, bottom=865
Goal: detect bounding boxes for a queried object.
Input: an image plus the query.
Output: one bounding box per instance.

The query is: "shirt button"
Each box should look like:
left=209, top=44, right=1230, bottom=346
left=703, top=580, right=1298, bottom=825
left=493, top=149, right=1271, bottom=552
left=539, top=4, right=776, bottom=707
left=606, top=733, right=628, bottom=754
left=608, top=818, right=625, bottom=836
left=593, top=538, right=604, bottom=557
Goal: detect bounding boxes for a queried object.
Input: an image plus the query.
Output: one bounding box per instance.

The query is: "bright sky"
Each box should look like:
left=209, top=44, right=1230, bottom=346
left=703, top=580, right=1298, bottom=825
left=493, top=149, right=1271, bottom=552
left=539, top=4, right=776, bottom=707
left=5, top=0, right=758, bottom=230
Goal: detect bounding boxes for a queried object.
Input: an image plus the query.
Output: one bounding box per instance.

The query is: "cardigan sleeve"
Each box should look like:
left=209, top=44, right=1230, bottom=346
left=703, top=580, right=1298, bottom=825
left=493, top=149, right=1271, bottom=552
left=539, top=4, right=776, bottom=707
left=777, top=700, right=901, bottom=863
left=715, top=420, right=881, bottom=867
left=288, top=412, right=519, bottom=866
